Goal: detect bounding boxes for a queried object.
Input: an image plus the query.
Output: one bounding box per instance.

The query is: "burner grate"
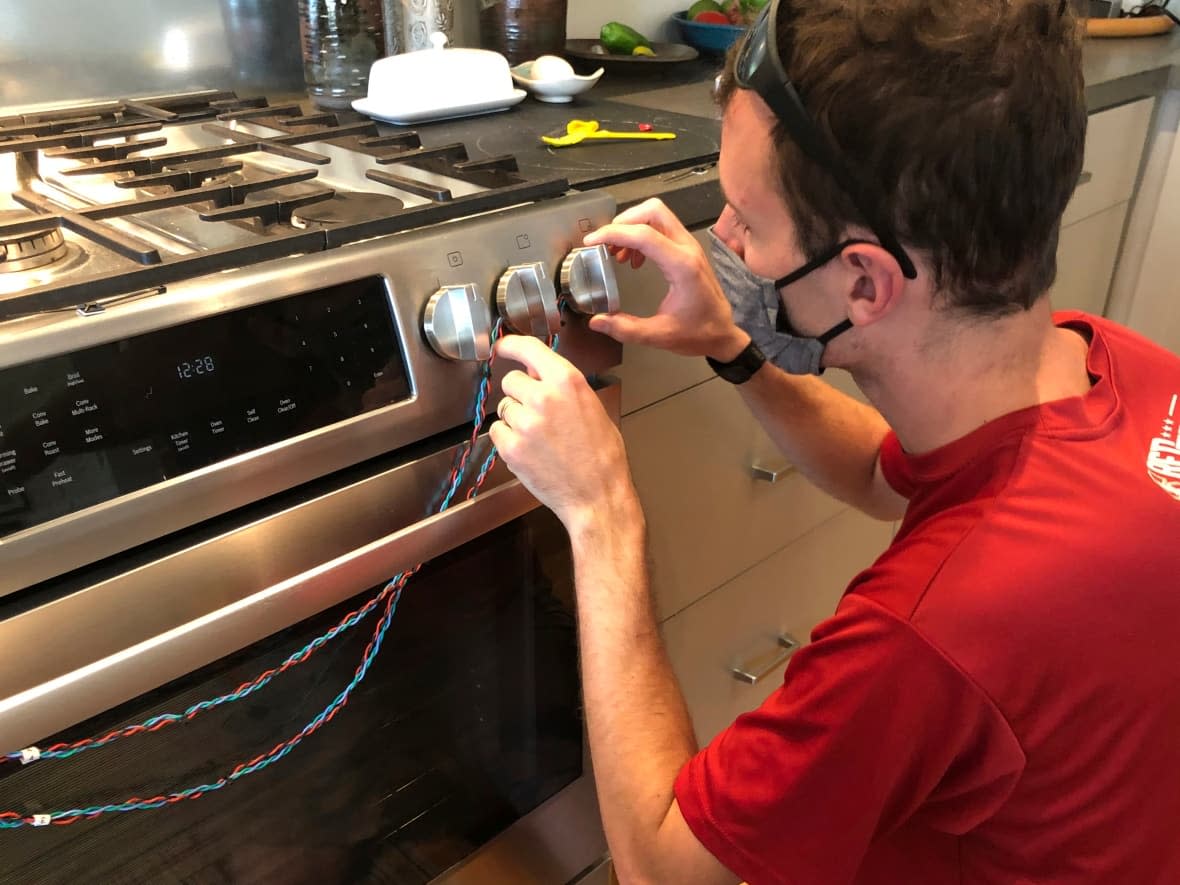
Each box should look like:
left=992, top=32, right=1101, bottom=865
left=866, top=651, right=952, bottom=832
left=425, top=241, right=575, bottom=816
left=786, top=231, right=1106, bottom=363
left=0, top=90, right=571, bottom=322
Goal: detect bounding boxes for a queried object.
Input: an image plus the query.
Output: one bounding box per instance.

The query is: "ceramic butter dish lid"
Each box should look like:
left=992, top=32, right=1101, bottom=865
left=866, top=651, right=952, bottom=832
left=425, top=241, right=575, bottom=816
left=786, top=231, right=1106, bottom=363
left=353, top=34, right=525, bottom=124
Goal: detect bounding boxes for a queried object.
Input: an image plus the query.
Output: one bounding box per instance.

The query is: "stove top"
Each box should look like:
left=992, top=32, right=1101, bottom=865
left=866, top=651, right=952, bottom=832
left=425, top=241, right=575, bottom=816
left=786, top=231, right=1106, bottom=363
left=0, top=90, right=570, bottom=321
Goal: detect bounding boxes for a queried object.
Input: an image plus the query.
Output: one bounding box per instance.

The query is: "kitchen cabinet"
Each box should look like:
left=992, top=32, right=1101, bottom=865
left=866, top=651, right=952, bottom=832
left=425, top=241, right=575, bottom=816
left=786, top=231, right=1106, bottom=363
left=662, top=507, right=894, bottom=745
left=1062, top=98, right=1154, bottom=229
left=1051, top=202, right=1128, bottom=315
left=1052, top=96, right=1155, bottom=317
left=1109, top=89, right=1180, bottom=354
left=616, top=226, right=888, bottom=742
left=614, top=229, right=716, bottom=416
left=623, top=374, right=870, bottom=621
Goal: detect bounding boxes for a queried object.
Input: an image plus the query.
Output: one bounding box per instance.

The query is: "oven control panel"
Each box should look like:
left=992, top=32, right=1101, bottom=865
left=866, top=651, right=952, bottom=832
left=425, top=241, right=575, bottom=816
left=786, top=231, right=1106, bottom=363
left=0, top=188, right=622, bottom=597
left=424, top=244, right=620, bottom=361
left=0, top=276, right=410, bottom=539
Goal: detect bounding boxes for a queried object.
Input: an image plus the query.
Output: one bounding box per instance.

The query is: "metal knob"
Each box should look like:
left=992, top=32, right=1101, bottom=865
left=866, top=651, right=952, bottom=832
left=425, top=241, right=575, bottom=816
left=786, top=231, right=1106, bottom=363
left=423, top=284, right=492, bottom=361
left=559, top=244, right=620, bottom=316
left=495, top=261, right=560, bottom=337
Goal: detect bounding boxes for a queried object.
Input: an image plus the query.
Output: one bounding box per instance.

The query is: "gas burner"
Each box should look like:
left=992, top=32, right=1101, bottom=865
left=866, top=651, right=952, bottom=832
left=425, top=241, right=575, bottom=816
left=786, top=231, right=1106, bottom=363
left=290, top=192, right=406, bottom=229
left=0, top=210, right=70, bottom=273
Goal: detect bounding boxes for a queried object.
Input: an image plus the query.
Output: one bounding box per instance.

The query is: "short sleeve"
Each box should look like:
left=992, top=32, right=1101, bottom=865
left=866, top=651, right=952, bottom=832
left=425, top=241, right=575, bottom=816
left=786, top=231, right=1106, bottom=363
left=674, top=595, right=1024, bottom=885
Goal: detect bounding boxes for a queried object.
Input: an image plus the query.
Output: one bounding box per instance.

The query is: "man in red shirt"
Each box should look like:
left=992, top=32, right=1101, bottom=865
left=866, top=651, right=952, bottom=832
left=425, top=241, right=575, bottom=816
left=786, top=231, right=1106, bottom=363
left=487, top=0, right=1180, bottom=881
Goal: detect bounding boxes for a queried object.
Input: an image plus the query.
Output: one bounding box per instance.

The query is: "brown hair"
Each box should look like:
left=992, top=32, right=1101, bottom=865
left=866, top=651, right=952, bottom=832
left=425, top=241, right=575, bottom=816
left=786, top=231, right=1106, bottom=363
left=718, top=0, right=1086, bottom=315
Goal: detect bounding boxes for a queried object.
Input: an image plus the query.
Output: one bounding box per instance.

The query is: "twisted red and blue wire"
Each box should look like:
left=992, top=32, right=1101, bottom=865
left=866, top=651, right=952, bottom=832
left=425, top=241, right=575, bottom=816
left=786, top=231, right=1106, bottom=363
left=0, top=317, right=557, bottom=829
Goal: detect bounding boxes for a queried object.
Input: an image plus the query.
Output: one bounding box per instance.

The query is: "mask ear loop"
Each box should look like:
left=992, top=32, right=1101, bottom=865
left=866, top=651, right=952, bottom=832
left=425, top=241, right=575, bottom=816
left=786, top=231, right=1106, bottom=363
left=771, top=238, right=876, bottom=289
left=772, top=238, right=875, bottom=336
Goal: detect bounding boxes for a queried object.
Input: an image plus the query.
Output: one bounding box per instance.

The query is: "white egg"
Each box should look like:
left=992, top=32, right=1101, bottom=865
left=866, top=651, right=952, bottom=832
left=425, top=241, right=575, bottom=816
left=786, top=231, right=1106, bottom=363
left=530, top=55, right=575, bottom=82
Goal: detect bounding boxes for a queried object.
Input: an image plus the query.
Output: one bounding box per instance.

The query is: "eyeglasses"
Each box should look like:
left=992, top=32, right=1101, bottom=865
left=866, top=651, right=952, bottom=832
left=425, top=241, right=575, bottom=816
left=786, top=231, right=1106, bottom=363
left=734, top=0, right=918, bottom=279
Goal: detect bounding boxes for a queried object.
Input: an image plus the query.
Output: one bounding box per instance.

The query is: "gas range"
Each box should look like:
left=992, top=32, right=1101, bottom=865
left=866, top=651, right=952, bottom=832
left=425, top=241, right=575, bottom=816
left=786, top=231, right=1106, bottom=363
left=0, top=89, right=579, bottom=319
left=0, top=89, right=622, bottom=596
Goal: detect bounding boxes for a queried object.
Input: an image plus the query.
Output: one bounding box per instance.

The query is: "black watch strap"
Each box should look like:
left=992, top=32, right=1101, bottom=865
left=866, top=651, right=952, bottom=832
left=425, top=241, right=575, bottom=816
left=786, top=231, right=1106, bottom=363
left=705, top=339, right=766, bottom=385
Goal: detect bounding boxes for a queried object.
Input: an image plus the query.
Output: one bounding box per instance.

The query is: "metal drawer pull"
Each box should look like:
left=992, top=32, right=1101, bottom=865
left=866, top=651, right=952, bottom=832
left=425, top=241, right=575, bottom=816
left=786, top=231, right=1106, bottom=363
left=1078, top=170, right=1093, bottom=186
left=731, top=634, right=801, bottom=685
left=751, top=460, right=795, bottom=483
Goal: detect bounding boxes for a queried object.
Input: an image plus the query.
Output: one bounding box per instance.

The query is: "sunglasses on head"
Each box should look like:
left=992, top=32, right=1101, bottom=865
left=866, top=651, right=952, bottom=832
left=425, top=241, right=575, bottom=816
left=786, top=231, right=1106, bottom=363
left=734, top=0, right=918, bottom=279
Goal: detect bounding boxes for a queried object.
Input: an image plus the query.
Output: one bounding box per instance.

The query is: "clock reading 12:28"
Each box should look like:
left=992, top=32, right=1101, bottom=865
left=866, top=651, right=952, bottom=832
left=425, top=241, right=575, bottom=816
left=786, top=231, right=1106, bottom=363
left=176, top=356, right=216, bottom=380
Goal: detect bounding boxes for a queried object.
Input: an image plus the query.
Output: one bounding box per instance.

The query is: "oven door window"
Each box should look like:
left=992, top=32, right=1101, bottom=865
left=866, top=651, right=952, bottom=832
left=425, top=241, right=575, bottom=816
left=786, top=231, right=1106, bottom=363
left=0, top=509, right=580, bottom=884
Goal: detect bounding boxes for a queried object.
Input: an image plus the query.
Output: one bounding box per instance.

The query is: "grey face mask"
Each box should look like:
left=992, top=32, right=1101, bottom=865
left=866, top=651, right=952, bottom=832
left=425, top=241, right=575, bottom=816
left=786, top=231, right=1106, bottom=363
left=708, top=229, right=859, bottom=376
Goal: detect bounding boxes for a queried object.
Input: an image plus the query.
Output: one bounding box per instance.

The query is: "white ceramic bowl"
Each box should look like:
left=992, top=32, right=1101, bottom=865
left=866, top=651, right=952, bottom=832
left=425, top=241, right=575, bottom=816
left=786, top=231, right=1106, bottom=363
left=510, top=60, right=603, bottom=103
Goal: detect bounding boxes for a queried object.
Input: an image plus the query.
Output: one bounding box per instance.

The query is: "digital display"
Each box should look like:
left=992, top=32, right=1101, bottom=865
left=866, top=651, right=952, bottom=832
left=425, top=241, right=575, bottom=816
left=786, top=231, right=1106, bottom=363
left=0, top=276, right=411, bottom=538
left=176, top=356, right=216, bottom=380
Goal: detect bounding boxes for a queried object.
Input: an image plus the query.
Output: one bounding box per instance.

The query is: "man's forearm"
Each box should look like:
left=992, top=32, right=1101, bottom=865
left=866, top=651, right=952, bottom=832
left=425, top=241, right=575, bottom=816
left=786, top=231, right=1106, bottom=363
left=737, top=363, right=903, bottom=520
left=568, top=500, right=698, bottom=883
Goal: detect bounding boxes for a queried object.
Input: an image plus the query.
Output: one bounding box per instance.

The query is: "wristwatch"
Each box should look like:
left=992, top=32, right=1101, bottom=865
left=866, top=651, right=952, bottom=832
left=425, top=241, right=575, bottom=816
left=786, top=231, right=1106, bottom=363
left=705, top=339, right=766, bottom=385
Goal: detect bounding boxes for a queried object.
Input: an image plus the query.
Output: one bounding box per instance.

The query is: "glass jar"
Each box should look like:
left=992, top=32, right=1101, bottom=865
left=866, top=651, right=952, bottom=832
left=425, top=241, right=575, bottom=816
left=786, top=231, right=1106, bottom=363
left=298, top=0, right=387, bottom=109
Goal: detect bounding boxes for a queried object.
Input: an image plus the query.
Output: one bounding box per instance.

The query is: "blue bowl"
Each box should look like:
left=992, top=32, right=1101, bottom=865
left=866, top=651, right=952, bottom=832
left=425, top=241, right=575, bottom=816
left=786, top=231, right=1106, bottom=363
left=672, top=11, right=746, bottom=54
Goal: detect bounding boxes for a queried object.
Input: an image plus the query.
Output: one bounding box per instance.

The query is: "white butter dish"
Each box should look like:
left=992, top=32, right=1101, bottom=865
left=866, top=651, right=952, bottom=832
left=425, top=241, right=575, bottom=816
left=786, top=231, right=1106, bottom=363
left=353, top=34, right=523, bottom=124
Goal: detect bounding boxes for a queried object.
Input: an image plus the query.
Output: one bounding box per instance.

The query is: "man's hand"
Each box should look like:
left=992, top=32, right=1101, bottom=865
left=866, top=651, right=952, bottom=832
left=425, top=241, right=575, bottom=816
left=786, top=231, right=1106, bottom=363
left=489, top=335, right=640, bottom=539
left=584, top=198, right=749, bottom=362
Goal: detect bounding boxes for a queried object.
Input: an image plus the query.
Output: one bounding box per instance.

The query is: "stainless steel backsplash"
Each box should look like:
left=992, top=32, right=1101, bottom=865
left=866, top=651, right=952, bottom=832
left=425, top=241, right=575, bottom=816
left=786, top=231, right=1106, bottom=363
left=0, top=0, right=306, bottom=113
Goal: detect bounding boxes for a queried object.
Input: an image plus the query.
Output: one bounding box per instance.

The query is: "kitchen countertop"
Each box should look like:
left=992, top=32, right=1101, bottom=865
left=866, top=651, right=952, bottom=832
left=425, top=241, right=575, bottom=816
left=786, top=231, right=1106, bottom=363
left=601, top=30, right=1180, bottom=225
left=1082, top=30, right=1180, bottom=109
left=324, top=29, right=1180, bottom=229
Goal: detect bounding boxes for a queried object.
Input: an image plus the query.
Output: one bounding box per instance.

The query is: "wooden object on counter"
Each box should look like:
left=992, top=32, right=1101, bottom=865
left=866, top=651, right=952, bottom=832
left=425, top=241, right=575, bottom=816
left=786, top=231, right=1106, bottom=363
left=1086, top=15, right=1176, bottom=37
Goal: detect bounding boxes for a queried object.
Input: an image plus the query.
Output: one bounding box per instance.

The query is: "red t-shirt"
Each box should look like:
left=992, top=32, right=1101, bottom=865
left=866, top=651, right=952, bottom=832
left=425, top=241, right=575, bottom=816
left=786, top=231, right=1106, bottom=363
left=675, top=313, right=1180, bottom=884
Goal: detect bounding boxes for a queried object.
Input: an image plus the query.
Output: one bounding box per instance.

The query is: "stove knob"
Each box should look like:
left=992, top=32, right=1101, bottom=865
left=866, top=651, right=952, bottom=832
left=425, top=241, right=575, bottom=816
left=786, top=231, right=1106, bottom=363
left=423, top=284, right=492, bottom=361
left=496, top=261, right=561, bottom=337
left=560, top=244, right=620, bottom=316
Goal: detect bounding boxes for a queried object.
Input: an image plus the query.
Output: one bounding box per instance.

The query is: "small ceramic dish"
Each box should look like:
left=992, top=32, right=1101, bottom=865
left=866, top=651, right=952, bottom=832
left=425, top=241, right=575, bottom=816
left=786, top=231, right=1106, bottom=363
left=510, top=59, right=604, bottom=103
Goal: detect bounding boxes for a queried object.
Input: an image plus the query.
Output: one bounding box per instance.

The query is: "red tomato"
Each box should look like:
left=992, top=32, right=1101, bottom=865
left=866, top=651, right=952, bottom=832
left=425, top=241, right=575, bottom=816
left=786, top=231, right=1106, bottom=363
left=692, top=10, right=731, bottom=23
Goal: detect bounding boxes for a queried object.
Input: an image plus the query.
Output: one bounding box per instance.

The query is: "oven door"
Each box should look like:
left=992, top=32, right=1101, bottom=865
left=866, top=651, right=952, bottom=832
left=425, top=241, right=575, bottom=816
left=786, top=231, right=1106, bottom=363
left=0, top=385, right=617, bottom=884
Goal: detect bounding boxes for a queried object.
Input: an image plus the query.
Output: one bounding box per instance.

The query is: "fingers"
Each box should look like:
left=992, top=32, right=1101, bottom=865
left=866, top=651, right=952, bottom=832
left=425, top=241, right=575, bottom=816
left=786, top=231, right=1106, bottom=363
left=495, top=395, right=513, bottom=422
left=500, top=368, right=542, bottom=405
left=494, top=334, right=577, bottom=381
left=588, top=311, right=690, bottom=350
left=584, top=222, right=687, bottom=281
left=606, top=245, right=647, bottom=270
left=605, top=198, right=694, bottom=245
left=487, top=419, right=519, bottom=463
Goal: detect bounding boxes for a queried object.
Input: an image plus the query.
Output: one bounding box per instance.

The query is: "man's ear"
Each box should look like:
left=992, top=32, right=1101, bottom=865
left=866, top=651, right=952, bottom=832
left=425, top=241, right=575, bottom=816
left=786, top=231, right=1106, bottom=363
left=840, top=243, right=909, bottom=327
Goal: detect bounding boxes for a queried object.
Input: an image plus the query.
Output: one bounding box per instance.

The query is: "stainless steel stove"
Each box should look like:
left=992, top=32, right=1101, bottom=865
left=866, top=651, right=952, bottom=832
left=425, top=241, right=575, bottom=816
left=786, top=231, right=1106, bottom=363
left=0, top=90, right=580, bottom=315
left=0, top=90, right=618, bottom=884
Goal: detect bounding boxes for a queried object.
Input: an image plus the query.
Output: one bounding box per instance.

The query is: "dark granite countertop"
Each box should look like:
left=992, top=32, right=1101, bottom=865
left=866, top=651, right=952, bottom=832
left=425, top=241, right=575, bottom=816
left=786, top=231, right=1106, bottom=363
left=298, top=29, right=1180, bottom=229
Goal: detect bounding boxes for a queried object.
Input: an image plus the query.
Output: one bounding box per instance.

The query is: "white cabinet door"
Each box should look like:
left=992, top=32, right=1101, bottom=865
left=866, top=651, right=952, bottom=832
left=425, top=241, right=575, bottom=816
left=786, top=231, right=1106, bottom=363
left=662, top=507, right=894, bottom=745
left=1051, top=202, right=1128, bottom=316
left=624, top=378, right=853, bottom=620
left=1062, top=98, right=1154, bottom=227
left=614, top=229, right=715, bottom=416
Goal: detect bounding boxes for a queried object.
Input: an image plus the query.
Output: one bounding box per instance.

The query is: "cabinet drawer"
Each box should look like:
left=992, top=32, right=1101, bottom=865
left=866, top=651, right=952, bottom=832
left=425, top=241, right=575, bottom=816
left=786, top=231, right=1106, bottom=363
left=624, top=378, right=853, bottom=620
left=662, top=508, right=893, bottom=745
left=1062, top=98, right=1154, bottom=227
left=615, top=228, right=715, bottom=416
left=1051, top=201, right=1128, bottom=315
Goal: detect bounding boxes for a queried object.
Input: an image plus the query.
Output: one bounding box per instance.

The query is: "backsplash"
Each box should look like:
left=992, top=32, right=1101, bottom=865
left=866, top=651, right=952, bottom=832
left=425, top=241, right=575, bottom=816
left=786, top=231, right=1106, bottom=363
left=0, top=0, right=304, bottom=112
left=0, top=0, right=695, bottom=113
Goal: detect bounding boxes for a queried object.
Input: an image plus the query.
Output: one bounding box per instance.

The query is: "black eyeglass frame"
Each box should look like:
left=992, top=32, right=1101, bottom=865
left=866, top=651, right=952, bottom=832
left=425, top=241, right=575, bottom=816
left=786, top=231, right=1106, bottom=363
left=734, top=0, right=918, bottom=279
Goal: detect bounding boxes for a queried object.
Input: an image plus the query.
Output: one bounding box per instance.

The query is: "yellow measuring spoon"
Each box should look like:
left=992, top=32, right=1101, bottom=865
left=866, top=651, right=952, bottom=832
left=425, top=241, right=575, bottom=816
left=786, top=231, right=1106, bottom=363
left=541, top=119, right=677, bottom=147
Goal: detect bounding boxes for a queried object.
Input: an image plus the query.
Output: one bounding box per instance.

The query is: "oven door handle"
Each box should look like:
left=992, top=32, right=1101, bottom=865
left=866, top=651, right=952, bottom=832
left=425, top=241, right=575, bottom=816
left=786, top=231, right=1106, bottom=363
left=0, top=381, right=620, bottom=752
